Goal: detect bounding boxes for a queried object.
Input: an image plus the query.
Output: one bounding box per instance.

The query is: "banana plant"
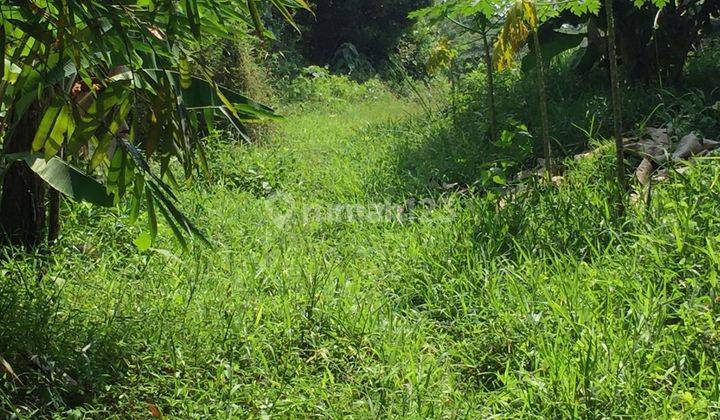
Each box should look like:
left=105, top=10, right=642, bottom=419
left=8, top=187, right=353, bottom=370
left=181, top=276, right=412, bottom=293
left=0, top=0, right=310, bottom=249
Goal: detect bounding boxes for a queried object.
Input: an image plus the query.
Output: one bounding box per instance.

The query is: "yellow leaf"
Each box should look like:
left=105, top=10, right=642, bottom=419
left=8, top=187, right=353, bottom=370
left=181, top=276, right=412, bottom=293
left=1, top=356, right=23, bottom=385
left=493, top=0, right=536, bottom=72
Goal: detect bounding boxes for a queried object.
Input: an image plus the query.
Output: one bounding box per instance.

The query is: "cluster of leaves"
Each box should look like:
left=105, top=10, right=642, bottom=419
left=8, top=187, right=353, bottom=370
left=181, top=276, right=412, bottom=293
left=493, top=0, right=538, bottom=70
left=330, top=43, right=375, bottom=81
left=425, top=39, right=457, bottom=74
left=0, top=0, right=309, bottom=248
left=279, top=65, right=390, bottom=108
left=411, top=0, right=676, bottom=72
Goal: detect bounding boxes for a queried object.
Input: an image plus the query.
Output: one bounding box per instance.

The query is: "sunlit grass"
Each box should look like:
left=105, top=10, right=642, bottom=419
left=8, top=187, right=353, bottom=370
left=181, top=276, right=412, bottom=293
left=1, top=94, right=719, bottom=417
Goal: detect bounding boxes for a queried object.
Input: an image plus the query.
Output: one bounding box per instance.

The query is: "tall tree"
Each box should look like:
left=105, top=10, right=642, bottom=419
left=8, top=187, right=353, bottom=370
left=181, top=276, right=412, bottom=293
left=480, top=21, right=499, bottom=142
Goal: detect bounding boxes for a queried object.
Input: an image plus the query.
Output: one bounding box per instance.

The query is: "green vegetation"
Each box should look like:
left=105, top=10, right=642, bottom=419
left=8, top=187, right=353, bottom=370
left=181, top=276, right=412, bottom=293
left=3, top=72, right=720, bottom=415
left=277, top=66, right=392, bottom=108
left=2, top=0, right=720, bottom=417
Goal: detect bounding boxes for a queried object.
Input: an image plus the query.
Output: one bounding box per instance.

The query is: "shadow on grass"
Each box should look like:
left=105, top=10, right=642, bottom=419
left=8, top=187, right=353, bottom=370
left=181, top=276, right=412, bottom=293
left=0, top=230, right=153, bottom=415
left=367, top=48, right=720, bottom=204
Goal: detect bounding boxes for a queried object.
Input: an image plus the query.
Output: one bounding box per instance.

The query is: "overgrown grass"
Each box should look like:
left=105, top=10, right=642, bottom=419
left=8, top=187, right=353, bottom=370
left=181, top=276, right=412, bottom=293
left=2, top=83, right=720, bottom=417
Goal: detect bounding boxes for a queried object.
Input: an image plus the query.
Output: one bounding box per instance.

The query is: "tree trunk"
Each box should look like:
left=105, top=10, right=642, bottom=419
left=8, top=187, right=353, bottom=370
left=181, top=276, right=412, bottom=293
left=531, top=28, right=552, bottom=176
left=451, top=57, right=457, bottom=128
left=0, top=103, right=47, bottom=249
left=605, top=0, right=627, bottom=213
left=482, top=28, right=498, bottom=142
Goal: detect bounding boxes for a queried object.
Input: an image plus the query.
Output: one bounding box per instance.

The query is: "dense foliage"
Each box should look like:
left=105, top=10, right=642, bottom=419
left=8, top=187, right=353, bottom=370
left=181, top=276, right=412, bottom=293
left=0, top=0, right=307, bottom=248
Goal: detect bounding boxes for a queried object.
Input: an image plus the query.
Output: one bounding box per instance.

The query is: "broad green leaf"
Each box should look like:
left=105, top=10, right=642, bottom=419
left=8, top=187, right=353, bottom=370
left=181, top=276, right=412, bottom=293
left=3, top=58, right=22, bottom=84
left=134, top=231, right=152, bottom=251
left=44, top=105, right=75, bottom=158
left=90, top=97, right=132, bottom=171
left=23, top=156, right=114, bottom=207
left=522, top=30, right=585, bottom=73
left=32, top=103, right=63, bottom=152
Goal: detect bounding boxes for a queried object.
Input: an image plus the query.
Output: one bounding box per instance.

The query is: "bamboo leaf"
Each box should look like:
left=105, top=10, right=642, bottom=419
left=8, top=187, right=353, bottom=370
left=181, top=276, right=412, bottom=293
left=44, top=105, right=75, bottom=158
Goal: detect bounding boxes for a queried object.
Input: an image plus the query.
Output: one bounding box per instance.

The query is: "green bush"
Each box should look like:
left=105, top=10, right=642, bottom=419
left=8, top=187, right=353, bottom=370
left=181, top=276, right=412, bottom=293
left=278, top=66, right=393, bottom=109
left=330, top=43, right=375, bottom=81
left=386, top=21, right=439, bottom=80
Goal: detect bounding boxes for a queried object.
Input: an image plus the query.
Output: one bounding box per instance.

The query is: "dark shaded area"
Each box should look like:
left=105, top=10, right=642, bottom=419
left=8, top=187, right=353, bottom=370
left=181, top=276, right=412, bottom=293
left=614, top=0, right=720, bottom=86
left=536, top=1, right=720, bottom=86
left=296, top=0, right=430, bottom=66
left=0, top=220, right=171, bottom=416
left=369, top=38, right=720, bottom=206
left=0, top=103, right=47, bottom=249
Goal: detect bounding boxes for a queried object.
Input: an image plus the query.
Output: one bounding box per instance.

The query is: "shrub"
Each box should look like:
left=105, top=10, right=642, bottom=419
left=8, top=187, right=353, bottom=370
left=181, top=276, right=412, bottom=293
left=278, top=66, right=392, bottom=109
left=448, top=39, right=720, bottom=164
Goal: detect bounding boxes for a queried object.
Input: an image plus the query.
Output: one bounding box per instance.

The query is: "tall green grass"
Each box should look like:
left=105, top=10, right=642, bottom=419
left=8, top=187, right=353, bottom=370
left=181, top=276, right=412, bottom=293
left=1, top=91, right=719, bottom=417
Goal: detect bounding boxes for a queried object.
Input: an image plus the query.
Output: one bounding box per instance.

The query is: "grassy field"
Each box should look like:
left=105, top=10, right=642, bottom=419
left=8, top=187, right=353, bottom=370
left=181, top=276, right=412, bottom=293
left=2, top=91, right=720, bottom=417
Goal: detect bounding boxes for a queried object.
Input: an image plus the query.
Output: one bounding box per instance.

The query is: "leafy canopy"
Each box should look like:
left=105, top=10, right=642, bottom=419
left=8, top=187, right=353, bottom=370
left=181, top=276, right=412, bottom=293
left=412, top=0, right=673, bottom=71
